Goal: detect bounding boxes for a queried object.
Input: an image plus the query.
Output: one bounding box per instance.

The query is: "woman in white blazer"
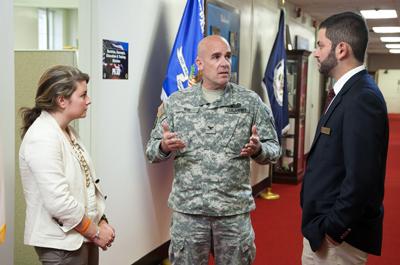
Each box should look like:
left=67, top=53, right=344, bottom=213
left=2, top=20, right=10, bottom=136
left=19, top=65, right=115, bottom=265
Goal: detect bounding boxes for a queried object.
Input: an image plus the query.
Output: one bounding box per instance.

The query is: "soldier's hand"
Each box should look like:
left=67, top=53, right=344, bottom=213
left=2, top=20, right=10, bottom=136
left=240, top=125, right=261, bottom=157
left=160, top=122, right=186, bottom=153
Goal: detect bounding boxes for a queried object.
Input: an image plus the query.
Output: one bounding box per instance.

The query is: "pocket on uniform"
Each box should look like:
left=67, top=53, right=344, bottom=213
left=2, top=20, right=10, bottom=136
left=240, top=236, right=256, bottom=264
left=173, top=108, right=200, bottom=155
left=168, top=238, right=186, bottom=264
left=224, top=112, right=252, bottom=154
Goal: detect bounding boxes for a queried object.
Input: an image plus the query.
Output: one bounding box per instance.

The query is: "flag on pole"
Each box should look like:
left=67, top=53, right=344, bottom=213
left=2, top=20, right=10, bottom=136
left=161, top=0, right=204, bottom=100
left=262, top=9, right=289, bottom=141
left=0, top=143, right=6, bottom=245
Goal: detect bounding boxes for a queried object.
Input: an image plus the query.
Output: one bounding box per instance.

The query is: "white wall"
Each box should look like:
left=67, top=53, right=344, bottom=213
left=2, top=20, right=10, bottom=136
left=64, top=9, right=79, bottom=48
left=14, top=6, right=78, bottom=51
left=14, top=6, right=38, bottom=50
left=78, top=1, right=316, bottom=264
left=80, top=1, right=182, bottom=263
left=305, top=53, right=321, bottom=153
left=377, top=69, right=400, bottom=113
left=0, top=0, right=15, bottom=265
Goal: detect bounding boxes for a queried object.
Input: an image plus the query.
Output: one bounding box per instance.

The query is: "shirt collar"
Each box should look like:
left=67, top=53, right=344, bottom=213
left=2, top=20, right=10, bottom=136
left=195, top=82, right=233, bottom=107
left=333, top=65, right=365, bottom=95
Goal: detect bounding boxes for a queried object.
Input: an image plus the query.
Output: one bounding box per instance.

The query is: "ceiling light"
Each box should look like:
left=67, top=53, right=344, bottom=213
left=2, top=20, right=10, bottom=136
left=386, top=44, right=400, bottom=48
left=389, top=49, right=400, bottom=54
left=360, top=9, right=397, bottom=19
left=381, top=37, right=400, bottom=42
left=373, top=27, right=400, bottom=33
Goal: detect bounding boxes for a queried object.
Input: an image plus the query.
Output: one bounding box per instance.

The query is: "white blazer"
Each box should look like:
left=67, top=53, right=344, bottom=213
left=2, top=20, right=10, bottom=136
left=19, top=111, right=106, bottom=251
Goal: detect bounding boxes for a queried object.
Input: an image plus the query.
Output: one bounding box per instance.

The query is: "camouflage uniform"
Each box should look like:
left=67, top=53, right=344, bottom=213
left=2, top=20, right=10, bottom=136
left=169, top=212, right=255, bottom=265
left=146, top=82, right=280, bottom=264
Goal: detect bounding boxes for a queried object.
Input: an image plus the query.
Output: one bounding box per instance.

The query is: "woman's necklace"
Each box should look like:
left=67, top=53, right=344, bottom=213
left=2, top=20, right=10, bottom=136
left=65, top=128, right=91, bottom=187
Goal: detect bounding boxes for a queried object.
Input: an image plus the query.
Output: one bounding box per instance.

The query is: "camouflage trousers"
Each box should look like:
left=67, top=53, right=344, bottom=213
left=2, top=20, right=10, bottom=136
left=169, top=211, right=256, bottom=265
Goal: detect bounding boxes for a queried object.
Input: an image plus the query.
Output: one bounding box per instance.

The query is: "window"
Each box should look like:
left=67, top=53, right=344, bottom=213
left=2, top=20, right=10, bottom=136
left=38, top=8, right=63, bottom=50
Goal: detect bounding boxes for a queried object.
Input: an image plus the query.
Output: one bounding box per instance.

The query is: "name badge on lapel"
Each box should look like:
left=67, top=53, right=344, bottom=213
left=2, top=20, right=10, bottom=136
left=321, top=126, right=331, bottom=135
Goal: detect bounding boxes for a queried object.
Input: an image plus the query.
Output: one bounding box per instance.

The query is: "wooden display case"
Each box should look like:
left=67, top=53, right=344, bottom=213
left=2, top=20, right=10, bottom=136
left=273, top=50, right=310, bottom=184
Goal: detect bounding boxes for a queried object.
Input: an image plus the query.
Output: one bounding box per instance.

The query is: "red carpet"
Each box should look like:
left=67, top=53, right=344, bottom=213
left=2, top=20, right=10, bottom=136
left=250, top=114, right=400, bottom=265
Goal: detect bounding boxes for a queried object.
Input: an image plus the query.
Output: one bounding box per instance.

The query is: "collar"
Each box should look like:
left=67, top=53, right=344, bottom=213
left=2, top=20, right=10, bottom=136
left=192, top=82, right=235, bottom=107
left=333, top=65, right=365, bottom=95
left=40, top=110, right=78, bottom=143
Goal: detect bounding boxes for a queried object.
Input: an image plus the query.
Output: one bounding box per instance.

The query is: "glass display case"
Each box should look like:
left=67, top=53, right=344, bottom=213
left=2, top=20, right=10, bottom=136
left=273, top=50, right=310, bottom=184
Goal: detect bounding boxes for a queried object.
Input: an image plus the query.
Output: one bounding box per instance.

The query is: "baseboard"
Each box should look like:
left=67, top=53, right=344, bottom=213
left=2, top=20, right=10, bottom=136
left=251, top=176, right=271, bottom=196
left=388, top=113, right=400, bottom=120
left=131, top=177, right=271, bottom=265
left=132, top=241, right=169, bottom=265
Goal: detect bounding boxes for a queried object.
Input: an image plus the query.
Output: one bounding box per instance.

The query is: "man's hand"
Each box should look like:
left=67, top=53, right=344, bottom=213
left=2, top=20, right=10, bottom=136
left=325, top=234, right=340, bottom=246
left=160, top=122, right=186, bottom=153
left=240, top=125, right=261, bottom=157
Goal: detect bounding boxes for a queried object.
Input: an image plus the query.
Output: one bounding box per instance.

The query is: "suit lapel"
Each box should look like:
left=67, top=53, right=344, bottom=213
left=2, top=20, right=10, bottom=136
left=308, top=70, right=367, bottom=154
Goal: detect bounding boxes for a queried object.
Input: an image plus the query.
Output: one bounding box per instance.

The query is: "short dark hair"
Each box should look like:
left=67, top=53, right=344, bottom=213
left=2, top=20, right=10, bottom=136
left=319, top=12, right=368, bottom=62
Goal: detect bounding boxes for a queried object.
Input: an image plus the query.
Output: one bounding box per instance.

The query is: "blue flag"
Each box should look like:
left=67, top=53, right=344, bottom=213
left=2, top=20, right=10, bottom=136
left=161, top=0, right=204, bottom=100
left=262, top=9, right=289, bottom=141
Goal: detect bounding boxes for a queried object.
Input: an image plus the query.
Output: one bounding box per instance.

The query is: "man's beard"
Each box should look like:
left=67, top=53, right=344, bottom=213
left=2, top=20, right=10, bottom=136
left=319, top=50, right=338, bottom=76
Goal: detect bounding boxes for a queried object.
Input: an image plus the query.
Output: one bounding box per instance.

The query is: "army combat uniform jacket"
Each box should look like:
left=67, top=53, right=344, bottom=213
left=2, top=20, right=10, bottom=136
left=146, top=82, right=280, bottom=216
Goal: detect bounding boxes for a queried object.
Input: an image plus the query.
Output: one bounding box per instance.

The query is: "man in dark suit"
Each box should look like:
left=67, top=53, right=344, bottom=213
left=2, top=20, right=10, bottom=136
left=301, top=12, right=389, bottom=265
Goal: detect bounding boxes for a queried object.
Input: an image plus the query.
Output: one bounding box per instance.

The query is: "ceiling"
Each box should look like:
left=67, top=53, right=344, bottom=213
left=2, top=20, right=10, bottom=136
left=286, top=0, right=400, bottom=54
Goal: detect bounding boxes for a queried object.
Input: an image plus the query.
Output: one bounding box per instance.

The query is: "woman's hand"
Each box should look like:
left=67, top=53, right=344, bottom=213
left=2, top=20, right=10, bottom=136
left=92, top=222, right=115, bottom=250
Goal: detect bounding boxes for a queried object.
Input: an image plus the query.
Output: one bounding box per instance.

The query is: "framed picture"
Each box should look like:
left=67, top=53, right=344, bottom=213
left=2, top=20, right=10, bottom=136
left=102, top=39, right=129, bottom=79
left=206, top=1, right=240, bottom=84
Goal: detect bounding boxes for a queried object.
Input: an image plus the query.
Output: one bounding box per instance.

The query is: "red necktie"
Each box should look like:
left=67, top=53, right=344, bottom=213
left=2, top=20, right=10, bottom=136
left=324, top=88, right=335, bottom=112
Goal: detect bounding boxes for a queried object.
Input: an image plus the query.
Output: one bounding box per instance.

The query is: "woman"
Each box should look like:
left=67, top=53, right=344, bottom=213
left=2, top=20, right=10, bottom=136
left=19, top=65, right=115, bottom=265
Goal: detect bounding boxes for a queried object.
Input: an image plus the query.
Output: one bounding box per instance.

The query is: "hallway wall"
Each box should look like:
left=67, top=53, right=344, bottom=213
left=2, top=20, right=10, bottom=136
left=78, top=0, right=317, bottom=264
left=377, top=69, right=400, bottom=113
left=1, top=0, right=317, bottom=264
left=0, top=0, right=15, bottom=264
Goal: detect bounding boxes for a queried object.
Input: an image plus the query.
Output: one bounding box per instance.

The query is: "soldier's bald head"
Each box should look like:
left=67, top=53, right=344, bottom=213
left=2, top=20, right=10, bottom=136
left=197, top=35, right=230, bottom=59
left=195, top=35, right=232, bottom=90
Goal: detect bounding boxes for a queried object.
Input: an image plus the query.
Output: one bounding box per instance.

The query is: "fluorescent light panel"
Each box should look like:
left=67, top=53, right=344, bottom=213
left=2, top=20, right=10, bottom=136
left=389, top=49, right=400, bottom=53
left=373, top=27, right=400, bottom=33
left=386, top=44, right=400, bottom=48
left=360, top=9, right=397, bottom=19
left=381, top=37, right=400, bottom=42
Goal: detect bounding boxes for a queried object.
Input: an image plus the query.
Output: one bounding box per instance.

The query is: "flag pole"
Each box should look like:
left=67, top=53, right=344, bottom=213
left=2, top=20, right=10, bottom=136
left=259, top=5, right=287, bottom=201
left=162, top=258, right=172, bottom=265
left=259, top=164, right=280, bottom=200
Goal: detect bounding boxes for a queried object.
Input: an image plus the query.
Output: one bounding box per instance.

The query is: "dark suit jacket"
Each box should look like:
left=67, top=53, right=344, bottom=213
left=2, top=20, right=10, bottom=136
left=300, top=70, right=389, bottom=255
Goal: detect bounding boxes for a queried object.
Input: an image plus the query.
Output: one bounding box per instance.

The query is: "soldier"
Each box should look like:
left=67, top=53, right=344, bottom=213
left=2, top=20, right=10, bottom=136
left=146, top=35, right=280, bottom=265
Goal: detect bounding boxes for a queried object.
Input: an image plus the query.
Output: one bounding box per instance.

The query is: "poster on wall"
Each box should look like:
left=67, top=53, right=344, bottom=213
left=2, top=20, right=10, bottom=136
left=102, top=39, right=129, bottom=79
left=206, top=1, right=240, bottom=83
